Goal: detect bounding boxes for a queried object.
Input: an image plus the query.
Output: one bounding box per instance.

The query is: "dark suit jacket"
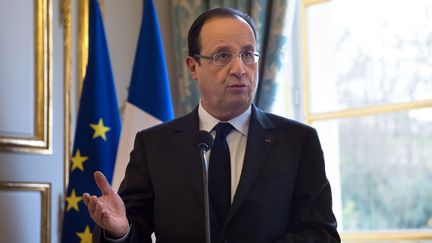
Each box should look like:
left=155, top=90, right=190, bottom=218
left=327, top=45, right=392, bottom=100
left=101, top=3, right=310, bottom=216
left=94, top=105, right=340, bottom=243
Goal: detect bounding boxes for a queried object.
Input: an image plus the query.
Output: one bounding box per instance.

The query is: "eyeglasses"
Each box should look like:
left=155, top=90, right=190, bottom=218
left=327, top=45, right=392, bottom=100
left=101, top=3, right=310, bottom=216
left=194, top=50, right=260, bottom=66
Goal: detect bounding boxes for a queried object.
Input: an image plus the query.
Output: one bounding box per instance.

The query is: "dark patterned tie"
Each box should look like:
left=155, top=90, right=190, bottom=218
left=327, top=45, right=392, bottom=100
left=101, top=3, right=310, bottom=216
left=209, top=122, right=234, bottom=226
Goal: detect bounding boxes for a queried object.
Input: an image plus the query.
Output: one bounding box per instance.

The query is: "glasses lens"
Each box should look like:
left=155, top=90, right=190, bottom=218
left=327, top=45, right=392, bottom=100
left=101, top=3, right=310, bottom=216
left=212, top=51, right=259, bottom=65
left=214, top=53, right=233, bottom=65
left=241, top=51, right=255, bottom=64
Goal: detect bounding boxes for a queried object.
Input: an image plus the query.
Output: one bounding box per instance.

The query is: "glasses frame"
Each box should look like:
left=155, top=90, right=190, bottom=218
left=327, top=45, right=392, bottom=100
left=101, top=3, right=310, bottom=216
left=194, top=50, right=260, bottom=66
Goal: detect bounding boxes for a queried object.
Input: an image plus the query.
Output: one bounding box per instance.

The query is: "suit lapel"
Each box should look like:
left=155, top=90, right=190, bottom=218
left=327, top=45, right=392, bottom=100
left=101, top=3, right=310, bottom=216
left=224, top=106, right=277, bottom=228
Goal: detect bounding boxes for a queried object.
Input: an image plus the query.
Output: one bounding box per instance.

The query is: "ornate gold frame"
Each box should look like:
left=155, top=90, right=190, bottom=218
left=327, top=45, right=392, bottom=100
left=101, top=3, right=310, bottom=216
left=0, top=182, right=51, bottom=243
left=78, top=0, right=104, bottom=98
left=62, top=0, right=72, bottom=191
left=0, top=0, right=52, bottom=154
left=301, top=0, right=432, bottom=240
left=78, top=0, right=89, bottom=97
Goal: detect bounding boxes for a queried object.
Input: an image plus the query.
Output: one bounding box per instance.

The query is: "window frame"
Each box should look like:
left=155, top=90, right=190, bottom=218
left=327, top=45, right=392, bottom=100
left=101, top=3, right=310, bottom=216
left=300, top=0, right=432, bottom=241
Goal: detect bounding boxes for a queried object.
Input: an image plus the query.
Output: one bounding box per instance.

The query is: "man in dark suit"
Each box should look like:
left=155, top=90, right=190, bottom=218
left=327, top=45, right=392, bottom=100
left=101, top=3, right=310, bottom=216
left=84, top=7, right=340, bottom=243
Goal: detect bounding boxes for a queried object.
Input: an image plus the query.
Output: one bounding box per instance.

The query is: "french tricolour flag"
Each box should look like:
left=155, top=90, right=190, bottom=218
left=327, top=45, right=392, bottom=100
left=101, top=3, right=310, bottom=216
left=112, top=0, right=174, bottom=191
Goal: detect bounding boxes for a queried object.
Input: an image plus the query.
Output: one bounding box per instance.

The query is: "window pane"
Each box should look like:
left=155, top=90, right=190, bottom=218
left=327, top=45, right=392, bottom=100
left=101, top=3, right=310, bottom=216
left=307, top=0, right=432, bottom=113
left=313, top=108, right=432, bottom=231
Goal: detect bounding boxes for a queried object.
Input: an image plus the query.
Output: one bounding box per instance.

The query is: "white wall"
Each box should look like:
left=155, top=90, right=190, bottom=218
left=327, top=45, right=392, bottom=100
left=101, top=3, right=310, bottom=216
left=0, top=0, right=66, bottom=242
left=0, top=1, right=175, bottom=242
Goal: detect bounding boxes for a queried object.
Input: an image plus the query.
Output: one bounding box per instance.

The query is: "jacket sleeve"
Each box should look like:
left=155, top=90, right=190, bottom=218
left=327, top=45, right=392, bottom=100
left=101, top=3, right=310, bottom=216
left=274, top=128, right=341, bottom=243
left=117, top=130, right=154, bottom=243
left=92, top=131, right=154, bottom=243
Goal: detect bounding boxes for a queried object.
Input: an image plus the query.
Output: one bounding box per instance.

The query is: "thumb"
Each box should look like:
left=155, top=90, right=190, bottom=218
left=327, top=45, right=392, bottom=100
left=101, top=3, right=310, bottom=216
left=94, top=171, right=114, bottom=196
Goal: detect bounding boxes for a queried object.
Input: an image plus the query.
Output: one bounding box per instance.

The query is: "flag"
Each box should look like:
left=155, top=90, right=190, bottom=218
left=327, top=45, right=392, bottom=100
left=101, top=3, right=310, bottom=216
left=61, top=0, right=121, bottom=242
left=112, top=0, right=174, bottom=190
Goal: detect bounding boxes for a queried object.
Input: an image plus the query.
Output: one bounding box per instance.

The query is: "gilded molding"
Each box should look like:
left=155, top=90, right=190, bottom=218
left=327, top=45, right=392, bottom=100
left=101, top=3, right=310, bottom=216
left=0, top=0, right=52, bottom=154
left=78, top=0, right=89, bottom=97
left=62, top=0, right=71, bottom=190
left=78, top=0, right=104, bottom=99
left=0, top=182, right=51, bottom=243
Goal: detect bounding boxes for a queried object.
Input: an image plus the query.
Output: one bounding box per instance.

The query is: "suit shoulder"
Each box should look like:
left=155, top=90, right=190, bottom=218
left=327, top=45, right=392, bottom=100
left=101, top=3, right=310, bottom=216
left=256, top=111, right=321, bottom=143
left=135, top=111, right=196, bottom=137
left=263, top=112, right=314, bottom=132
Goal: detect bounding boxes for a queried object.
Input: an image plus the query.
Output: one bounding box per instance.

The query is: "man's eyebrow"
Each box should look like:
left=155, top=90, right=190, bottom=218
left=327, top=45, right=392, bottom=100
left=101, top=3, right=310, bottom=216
left=241, top=44, right=255, bottom=51
left=212, top=45, right=256, bottom=54
left=213, top=46, right=231, bottom=53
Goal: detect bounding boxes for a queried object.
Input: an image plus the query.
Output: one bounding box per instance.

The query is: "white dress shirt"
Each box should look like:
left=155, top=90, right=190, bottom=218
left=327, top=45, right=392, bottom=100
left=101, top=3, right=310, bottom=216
left=198, top=103, right=251, bottom=201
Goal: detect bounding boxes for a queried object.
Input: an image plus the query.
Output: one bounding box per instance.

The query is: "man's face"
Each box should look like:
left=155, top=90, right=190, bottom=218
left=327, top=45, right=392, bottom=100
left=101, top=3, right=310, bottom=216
left=186, top=17, right=259, bottom=121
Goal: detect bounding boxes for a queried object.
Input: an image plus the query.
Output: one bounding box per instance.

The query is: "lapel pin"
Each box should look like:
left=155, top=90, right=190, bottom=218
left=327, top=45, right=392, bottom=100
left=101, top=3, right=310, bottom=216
left=264, top=138, right=271, bottom=144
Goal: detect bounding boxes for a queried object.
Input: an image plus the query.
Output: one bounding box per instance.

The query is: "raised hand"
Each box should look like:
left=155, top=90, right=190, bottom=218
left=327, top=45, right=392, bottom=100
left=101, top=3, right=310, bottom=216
left=83, top=171, right=129, bottom=238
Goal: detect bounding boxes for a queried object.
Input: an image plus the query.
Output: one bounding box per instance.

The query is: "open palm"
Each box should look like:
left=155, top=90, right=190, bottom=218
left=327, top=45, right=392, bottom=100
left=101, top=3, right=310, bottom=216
left=83, top=171, right=129, bottom=238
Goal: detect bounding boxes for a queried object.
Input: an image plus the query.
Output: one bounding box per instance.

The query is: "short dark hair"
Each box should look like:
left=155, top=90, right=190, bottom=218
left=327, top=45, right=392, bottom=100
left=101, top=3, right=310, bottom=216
left=187, top=7, right=257, bottom=58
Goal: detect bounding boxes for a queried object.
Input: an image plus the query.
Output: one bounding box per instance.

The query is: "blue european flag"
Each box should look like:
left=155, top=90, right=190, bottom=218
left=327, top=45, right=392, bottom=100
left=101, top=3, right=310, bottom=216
left=61, top=0, right=121, bottom=242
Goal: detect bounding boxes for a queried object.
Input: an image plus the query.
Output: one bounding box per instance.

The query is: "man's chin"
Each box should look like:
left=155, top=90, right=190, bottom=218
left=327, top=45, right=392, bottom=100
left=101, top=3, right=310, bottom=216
left=223, top=100, right=251, bottom=114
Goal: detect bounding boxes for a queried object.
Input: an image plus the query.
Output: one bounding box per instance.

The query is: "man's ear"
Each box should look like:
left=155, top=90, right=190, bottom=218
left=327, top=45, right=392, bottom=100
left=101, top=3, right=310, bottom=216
left=186, top=56, right=199, bottom=80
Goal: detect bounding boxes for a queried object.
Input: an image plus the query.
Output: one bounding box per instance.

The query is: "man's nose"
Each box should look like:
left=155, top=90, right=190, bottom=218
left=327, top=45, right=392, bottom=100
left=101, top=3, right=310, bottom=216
left=229, top=55, right=246, bottom=77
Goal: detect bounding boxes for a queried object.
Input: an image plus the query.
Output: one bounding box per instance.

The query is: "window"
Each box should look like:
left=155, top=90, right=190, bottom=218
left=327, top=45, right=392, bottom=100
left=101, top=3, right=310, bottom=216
left=301, top=0, right=432, bottom=241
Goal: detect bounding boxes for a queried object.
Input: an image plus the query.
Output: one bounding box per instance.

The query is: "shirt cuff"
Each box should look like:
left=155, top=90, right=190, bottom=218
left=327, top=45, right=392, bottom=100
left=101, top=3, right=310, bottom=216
left=103, top=224, right=131, bottom=242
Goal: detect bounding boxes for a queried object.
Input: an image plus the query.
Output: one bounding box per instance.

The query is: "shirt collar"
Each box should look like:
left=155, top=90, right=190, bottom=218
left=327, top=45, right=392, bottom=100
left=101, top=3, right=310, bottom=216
left=198, top=101, right=251, bottom=137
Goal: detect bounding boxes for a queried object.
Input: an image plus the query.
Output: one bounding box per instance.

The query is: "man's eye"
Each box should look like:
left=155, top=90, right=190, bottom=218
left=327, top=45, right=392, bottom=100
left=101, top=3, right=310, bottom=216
left=242, top=51, right=253, bottom=59
left=215, top=53, right=231, bottom=60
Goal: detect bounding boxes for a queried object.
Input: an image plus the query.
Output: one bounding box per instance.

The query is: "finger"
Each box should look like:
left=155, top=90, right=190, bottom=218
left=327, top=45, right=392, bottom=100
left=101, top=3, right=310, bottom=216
left=94, top=171, right=114, bottom=196
left=93, top=200, right=106, bottom=225
left=86, top=196, right=104, bottom=224
left=86, top=195, right=98, bottom=215
left=82, top=193, right=90, bottom=206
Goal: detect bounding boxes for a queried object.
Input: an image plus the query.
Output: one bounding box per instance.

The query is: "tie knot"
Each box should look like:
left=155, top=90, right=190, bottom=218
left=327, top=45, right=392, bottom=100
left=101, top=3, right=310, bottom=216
left=213, top=122, right=233, bottom=139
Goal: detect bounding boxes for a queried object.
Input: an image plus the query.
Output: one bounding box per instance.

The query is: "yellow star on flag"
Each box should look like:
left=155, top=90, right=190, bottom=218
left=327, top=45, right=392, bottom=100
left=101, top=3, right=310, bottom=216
left=76, top=225, right=92, bottom=243
left=65, top=189, right=83, bottom=212
left=71, top=149, right=89, bottom=171
left=89, top=118, right=111, bottom=141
